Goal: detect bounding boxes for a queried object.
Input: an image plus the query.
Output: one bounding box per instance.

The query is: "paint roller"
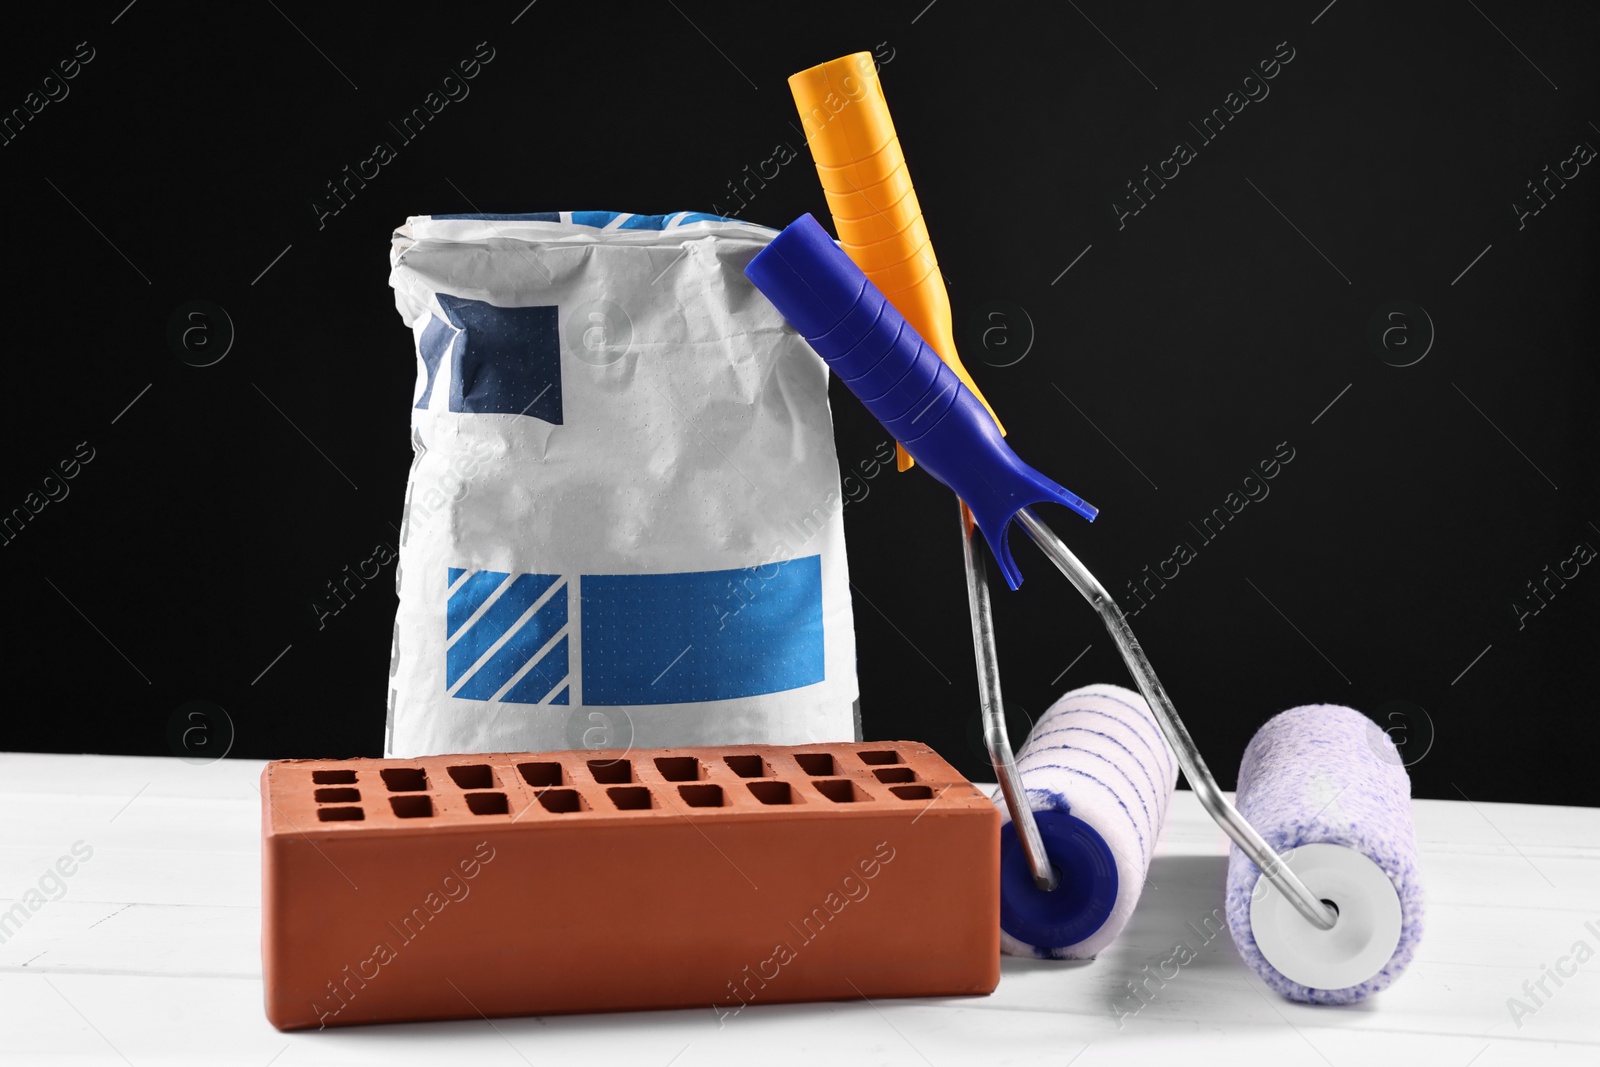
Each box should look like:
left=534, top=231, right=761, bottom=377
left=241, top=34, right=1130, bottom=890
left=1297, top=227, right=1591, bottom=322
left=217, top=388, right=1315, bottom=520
left=785, top=53, right=1176, bottom=960
left=743, top=210, right=1423, bottom=1001
left=998, top=683, right=1178, bottom=958
left=1226, top=705, right=1423, bottom=1002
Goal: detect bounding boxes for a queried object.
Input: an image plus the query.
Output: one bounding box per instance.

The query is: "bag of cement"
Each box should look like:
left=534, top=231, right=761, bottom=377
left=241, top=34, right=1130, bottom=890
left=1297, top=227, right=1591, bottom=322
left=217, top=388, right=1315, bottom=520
left=385, top=210, right=858, bottom=756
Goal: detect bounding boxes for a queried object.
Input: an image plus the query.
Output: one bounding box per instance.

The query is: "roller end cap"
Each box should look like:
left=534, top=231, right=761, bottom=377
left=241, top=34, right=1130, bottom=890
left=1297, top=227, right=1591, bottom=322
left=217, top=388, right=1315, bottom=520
left=999, top=811, right=1118, bottom=952
left=1247, top=843, right=1404, bottom=994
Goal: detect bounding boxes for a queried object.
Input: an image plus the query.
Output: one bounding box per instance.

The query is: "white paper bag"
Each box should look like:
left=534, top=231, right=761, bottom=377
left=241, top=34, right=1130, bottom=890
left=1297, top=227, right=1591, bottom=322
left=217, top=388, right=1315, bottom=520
left=385, top=211, right=858, bottom=756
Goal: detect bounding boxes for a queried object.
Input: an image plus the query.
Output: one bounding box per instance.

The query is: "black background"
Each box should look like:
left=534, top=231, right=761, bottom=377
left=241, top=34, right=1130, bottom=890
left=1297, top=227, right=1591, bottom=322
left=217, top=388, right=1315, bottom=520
left=3, top=2, right=1594, bottom=805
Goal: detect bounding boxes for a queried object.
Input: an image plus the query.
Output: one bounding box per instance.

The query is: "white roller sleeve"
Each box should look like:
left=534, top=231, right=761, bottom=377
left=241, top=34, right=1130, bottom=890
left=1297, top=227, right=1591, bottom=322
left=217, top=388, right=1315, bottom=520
left=998, top=683, right=1179, bottom=959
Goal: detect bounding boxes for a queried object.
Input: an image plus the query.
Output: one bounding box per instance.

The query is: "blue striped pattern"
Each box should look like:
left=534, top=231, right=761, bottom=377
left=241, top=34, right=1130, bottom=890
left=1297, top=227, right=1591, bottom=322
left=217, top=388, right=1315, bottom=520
left=1025, top=763, right=1149, bottom=859
left=446, top=570, right=569, bottom=705
left=448, top=570, right=510, bottom=639
left=502, top=635, right=569, bottom=705
left=1040, top=727, right=1161, bottom=811
left=447, top=573, right=558, bottom=686
left=1016, top=689, right=1178, bottom=871
left=455, top=592, right=568, bottom=700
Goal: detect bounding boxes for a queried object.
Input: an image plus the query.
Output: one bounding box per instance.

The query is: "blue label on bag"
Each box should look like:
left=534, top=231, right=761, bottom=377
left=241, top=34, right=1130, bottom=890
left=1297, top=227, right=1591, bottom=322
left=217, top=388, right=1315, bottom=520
left=581, top=556, right=825, bottom=706
left=427, top=294, right=562, bottom=424
left=446, top=570, right=570, bottom=704
left=446, top=557, right=825, bottom=706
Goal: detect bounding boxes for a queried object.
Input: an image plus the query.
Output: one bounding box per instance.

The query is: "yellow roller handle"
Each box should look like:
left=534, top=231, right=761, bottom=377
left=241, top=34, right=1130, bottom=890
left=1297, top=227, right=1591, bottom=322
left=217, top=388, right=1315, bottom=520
left=788, top=52, right=1004, bottom=472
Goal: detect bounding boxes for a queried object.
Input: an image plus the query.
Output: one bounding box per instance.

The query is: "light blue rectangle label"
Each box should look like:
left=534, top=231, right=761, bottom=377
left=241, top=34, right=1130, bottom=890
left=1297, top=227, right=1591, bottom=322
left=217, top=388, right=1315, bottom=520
left=581, top=555, right=825, bottom=705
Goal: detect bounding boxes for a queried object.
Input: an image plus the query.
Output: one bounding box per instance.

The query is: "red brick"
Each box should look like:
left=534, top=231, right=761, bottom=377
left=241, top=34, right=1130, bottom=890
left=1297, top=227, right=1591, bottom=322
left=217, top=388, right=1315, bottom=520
left=262, top=741, right=999, bottom=1028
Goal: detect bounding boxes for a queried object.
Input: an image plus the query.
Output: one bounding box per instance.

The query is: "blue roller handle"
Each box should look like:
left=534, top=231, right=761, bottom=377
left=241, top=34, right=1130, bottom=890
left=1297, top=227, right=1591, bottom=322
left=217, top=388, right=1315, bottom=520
left=745, top=213, right=1097, bottom=590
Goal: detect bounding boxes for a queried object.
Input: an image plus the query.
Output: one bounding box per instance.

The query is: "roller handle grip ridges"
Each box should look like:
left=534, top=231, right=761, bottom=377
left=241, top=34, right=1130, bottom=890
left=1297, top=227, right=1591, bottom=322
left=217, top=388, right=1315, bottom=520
left=745, top=213, right=1096, bottom=589
left=789, top=52, right=1004, bottom=472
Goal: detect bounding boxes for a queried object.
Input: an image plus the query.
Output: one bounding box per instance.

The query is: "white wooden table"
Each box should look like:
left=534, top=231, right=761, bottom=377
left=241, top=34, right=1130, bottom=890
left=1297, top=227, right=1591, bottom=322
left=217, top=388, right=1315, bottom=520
left=1, top=753, right=1594, bottom=1066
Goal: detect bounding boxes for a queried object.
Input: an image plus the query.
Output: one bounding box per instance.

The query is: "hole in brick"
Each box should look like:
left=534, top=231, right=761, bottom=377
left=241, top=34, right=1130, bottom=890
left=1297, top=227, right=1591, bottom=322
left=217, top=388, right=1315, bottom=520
left=317, top=806, right=364, bottom=821
left=891, top=785, right=934, bottom=800
left=538, top=789, right=586, bottom=814
left=678, top=784, right=724, bottom=808
left=723, top=754, right=766, bottom=778
left=312, top=769, right=357, bottom=784
left=813, top=779, right=866, bottom=803
left=793, top=753, right=835, bottom=775
left=858, top=749, right=902, bottom=765
left=447, top=764, right=495, bottom=790
left=464, top=792, right=509, bottom=815
left=747, top=781, right=793, bottom=805
left=873, top=767, right=917, bottom=784
left=389, top=795, right=433, bottom=818
left=518, top=761, right=563, bottom=788
left=608, top=786, right=653, bottom=810
left=588, top=759, right=633, bottom=784
left=654, top=756, right=701, bottom=781
left=381, top=767, right=429, bottom=792
left=314, top=787, right=360, bottom=803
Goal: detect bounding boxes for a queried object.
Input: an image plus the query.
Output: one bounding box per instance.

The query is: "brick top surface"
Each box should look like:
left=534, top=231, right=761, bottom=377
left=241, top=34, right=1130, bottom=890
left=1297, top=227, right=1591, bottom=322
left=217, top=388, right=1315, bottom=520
left=262, top=741, right=991, bottom=836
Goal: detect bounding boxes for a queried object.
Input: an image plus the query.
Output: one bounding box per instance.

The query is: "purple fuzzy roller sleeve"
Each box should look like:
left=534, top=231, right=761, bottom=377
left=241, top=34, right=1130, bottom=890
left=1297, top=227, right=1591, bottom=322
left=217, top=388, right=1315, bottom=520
left=1225, top=705, right=1424, bottom=1004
